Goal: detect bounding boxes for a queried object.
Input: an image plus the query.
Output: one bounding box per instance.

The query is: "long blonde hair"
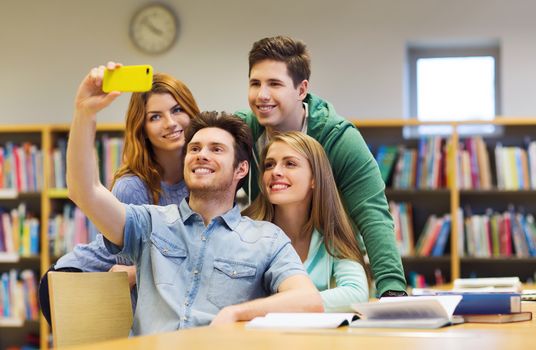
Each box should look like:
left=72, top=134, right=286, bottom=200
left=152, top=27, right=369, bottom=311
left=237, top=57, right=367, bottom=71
left=110, top=73, right=200, bottom=204
left=243, top=131, right=370, bottom=283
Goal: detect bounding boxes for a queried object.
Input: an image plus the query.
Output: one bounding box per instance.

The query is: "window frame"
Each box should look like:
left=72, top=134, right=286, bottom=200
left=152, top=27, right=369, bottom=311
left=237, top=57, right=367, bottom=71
left=407, top=45, right=501, bottom=121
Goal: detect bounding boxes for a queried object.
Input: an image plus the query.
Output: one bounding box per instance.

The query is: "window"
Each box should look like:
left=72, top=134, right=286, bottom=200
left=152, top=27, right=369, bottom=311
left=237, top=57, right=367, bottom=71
left=406, top=43, right=501, bottom=136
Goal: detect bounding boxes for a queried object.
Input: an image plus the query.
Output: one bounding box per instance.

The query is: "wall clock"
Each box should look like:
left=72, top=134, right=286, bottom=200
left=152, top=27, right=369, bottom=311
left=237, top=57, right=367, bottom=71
left=130, top=3, right=178, bottom=54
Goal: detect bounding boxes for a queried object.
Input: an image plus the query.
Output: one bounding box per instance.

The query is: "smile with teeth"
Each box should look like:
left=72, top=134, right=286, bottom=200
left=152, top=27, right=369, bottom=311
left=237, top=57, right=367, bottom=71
left=257, top=105, right=276, bottom=112
left=163, top=130, right=183, bottom=139
left=193, top=167, right=214, bottom=175
left=270, top=183, right=289, bottom=191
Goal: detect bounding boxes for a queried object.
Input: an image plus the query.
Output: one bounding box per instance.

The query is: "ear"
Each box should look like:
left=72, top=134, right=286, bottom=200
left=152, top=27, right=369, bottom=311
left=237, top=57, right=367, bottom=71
left=297, top=80, right=309, bottom=100
left=234, top=160, right=249, bottom=181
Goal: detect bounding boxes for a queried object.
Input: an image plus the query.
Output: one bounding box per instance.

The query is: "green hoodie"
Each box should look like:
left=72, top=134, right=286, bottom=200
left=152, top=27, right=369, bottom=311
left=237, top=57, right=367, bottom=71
left=236, top=93, right=406, bottom=296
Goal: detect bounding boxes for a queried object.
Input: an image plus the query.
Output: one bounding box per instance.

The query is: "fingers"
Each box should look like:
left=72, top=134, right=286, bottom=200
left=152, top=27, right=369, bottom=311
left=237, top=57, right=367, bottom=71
left=88, top=62, right=123, bottom=89
left=106, top=61, right=122, bottom=70
left=101, top=90, right=122, bottom=108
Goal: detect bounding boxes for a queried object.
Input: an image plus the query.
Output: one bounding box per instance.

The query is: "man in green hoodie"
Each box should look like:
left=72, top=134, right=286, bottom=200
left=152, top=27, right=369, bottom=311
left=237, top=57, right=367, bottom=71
left=236, top=36, right=407, bottom=297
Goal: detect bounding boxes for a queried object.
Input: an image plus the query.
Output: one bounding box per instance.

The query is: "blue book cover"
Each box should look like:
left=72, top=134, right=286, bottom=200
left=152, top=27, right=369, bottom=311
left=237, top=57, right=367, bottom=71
left=1, top=272, right=10, bottom=317
left=519, top=214, right=536, bottom=257
left=431, top=215, right=451, bottom=256
left=448, top=293, right=521, bottom=315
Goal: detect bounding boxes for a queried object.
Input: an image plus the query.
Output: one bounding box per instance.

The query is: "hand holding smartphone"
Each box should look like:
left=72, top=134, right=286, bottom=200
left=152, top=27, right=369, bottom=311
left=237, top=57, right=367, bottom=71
left=102, top=65, right=153, bottom=93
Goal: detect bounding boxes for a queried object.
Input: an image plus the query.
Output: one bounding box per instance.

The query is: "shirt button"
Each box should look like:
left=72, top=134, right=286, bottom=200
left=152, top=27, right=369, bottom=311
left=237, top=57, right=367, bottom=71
left=201, top=236, right=206, bottom=241
left=184, top=301, right=189, bottom=306
left=162, top=248, right=168, bottom=253
left=183, top=317, right=188, bottom=321
left=232, top=271, right=237, bottom=276
left=193, top=270, right=199, bottom=275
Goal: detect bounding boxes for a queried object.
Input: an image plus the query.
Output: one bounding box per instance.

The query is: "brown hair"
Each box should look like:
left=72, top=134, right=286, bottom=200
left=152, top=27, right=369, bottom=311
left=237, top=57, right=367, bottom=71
left=248, top=36, right=311, bottom=88
left=184, top=111, right=253, bottom=191
left=243, top=131, right=370, bottom=283
left=111, top=73, right=200, bottom=204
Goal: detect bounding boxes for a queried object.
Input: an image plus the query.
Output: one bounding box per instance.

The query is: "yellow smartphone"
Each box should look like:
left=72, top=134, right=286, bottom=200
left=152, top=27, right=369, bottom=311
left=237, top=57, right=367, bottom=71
left=102, top=65, right=153, bottom=93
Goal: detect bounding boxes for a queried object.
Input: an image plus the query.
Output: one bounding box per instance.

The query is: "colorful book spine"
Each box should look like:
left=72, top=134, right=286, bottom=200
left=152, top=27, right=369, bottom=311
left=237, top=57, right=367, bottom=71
left=431, top=215, right=451, bottom=256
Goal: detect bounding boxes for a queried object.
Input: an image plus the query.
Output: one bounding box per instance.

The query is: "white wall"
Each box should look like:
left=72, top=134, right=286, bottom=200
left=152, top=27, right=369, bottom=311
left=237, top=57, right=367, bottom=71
left=1, top=0, right=535, bottom=124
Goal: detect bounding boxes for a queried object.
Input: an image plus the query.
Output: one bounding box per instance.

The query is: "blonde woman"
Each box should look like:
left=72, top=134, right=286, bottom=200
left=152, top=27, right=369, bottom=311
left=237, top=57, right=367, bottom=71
left=243, top=131, right=370, bottom=312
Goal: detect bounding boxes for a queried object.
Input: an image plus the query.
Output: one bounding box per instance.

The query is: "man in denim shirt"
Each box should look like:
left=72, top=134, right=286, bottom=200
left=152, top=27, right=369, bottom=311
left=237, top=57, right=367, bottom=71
left=66, top=62, right=323, bottom=335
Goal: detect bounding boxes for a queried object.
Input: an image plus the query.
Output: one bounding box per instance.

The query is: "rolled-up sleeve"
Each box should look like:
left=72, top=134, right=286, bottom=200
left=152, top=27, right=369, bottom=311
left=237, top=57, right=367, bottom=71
left=264, top=230, right=307, bottom=293
left=103, top=204, right=152, bottom=264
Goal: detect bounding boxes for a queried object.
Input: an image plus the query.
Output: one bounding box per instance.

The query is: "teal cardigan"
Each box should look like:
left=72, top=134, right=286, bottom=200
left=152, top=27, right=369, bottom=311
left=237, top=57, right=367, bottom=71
left=305, top=230, right=369, bottom=312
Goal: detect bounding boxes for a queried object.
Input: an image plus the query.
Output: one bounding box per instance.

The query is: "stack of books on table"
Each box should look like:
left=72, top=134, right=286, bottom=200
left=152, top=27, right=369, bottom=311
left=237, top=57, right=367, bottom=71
left=246, top=277, right=532, bottom=330
left=413, top=277, right=532, bottom=323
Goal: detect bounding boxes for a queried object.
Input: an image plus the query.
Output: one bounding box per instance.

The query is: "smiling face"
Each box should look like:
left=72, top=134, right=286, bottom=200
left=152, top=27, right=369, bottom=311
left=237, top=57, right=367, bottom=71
left=144, top=93, right=190, bottom=155
left=248, top=60, right=308, bottom=132
left=184, top=127, right=247, bottom=195
left=262, top=141, right=314, bottom=207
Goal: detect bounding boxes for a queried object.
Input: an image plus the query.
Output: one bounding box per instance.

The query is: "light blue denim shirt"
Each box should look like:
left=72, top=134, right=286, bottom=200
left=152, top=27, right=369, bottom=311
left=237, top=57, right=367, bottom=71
left=106, top=199, right=306, bottom=335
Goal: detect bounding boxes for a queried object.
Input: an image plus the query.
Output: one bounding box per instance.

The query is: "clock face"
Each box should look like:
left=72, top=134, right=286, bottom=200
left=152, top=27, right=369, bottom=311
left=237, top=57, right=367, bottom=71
left=130, top=4, right=178, bottom=54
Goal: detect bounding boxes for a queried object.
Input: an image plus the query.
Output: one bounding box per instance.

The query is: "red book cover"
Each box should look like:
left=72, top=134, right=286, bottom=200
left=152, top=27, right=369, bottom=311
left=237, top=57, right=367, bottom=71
left=501, top=212, right=513, bottom=257
left=0, top=147, right=4, bottom=188
left=13, top=145, right=22, bottom=191
left=422, top=218, right=444, bottom=256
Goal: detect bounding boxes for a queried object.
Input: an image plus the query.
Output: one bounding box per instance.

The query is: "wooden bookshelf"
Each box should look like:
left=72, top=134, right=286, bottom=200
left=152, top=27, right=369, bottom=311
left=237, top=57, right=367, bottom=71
left=3, top=119, right=536, bottom=348
left=0, top=123, right=124, bottom=350
left=355, top=117, right=536, bottom=287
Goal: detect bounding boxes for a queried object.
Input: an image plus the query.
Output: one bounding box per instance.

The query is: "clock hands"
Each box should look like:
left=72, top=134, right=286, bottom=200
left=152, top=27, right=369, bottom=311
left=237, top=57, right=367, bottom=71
left=141, top=17, right=164, bottom=37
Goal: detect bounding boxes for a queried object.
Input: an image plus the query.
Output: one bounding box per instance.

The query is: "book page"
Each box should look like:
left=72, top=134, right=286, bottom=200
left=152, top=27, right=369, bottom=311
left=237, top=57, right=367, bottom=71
left=352, top=295, right=462, bottom=320
left=246, top=313, right=357, bottom=329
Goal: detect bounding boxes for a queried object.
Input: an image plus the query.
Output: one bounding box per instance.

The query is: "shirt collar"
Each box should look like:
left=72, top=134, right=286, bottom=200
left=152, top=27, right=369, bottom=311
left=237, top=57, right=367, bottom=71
left=178, top=197, right=241, bottom=230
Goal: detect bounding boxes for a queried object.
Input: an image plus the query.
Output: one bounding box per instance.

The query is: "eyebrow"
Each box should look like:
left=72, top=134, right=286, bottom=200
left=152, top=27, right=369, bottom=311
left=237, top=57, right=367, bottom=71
left=265, top=155, right=301, bottom=162
left=249, top=78, right=284, bottom=84
left=188, top=142, right=228, bottom=148
left=146, top=103, right=180, bottom=116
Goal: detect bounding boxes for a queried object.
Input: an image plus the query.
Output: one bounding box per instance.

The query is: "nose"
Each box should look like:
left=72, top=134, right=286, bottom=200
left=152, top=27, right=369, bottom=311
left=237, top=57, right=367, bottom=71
left=163, top=113, right=177, bottom=129
left=196, top=146, right=209, bottom=161
left=271, top=163, right=284, bottom=177
left=257, top=84, right=270, bottom=101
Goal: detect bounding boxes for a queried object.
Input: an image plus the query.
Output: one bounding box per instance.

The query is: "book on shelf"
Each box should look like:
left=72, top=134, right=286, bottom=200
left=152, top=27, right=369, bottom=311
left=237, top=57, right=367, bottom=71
left=246, top=313, right=357, bottom=329
left=528, top=139, right=536, bottom=189
left=350, top=295, right=463, bottom=329
left=389, top=201, right=414, bottom=256
left=49, top=204, right=96, bottom=257
left=430, top=214, right=451, bottom=257
left=0, top=141, right=42, bottom=192
left=461, top=205, right=536, bottom=258
left=0, top=269, right=38, bottom=322
left=494, top=144, right=534, bottom=190
left=0, top=204, right=39, bottom=257
left=414, top=214, right=451, bottom=257
left=375, top=145, right=398, bottom=185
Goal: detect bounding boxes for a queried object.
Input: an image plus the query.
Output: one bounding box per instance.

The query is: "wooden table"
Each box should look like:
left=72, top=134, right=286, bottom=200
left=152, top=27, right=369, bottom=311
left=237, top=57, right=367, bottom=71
left=66, top=302, right=535, bottom=350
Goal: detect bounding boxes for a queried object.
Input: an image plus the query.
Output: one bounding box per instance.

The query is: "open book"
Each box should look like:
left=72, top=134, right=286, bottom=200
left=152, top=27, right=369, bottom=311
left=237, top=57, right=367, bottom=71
left=246, top=313, right=358, bottom=329
left=350, top=295, right=463, bottom=329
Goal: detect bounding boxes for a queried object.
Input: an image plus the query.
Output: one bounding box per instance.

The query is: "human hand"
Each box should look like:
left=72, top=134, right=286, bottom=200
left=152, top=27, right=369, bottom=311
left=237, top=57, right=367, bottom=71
left=210, top=306, right=240, bottom=326
left=74, top=61, right=122, bottom=117
left=109, top=264, right=137, bottom=289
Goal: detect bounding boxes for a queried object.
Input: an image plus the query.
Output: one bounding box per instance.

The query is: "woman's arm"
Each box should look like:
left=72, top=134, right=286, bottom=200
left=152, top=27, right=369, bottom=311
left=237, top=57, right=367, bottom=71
left=320, top=258, right=369, bottom=312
